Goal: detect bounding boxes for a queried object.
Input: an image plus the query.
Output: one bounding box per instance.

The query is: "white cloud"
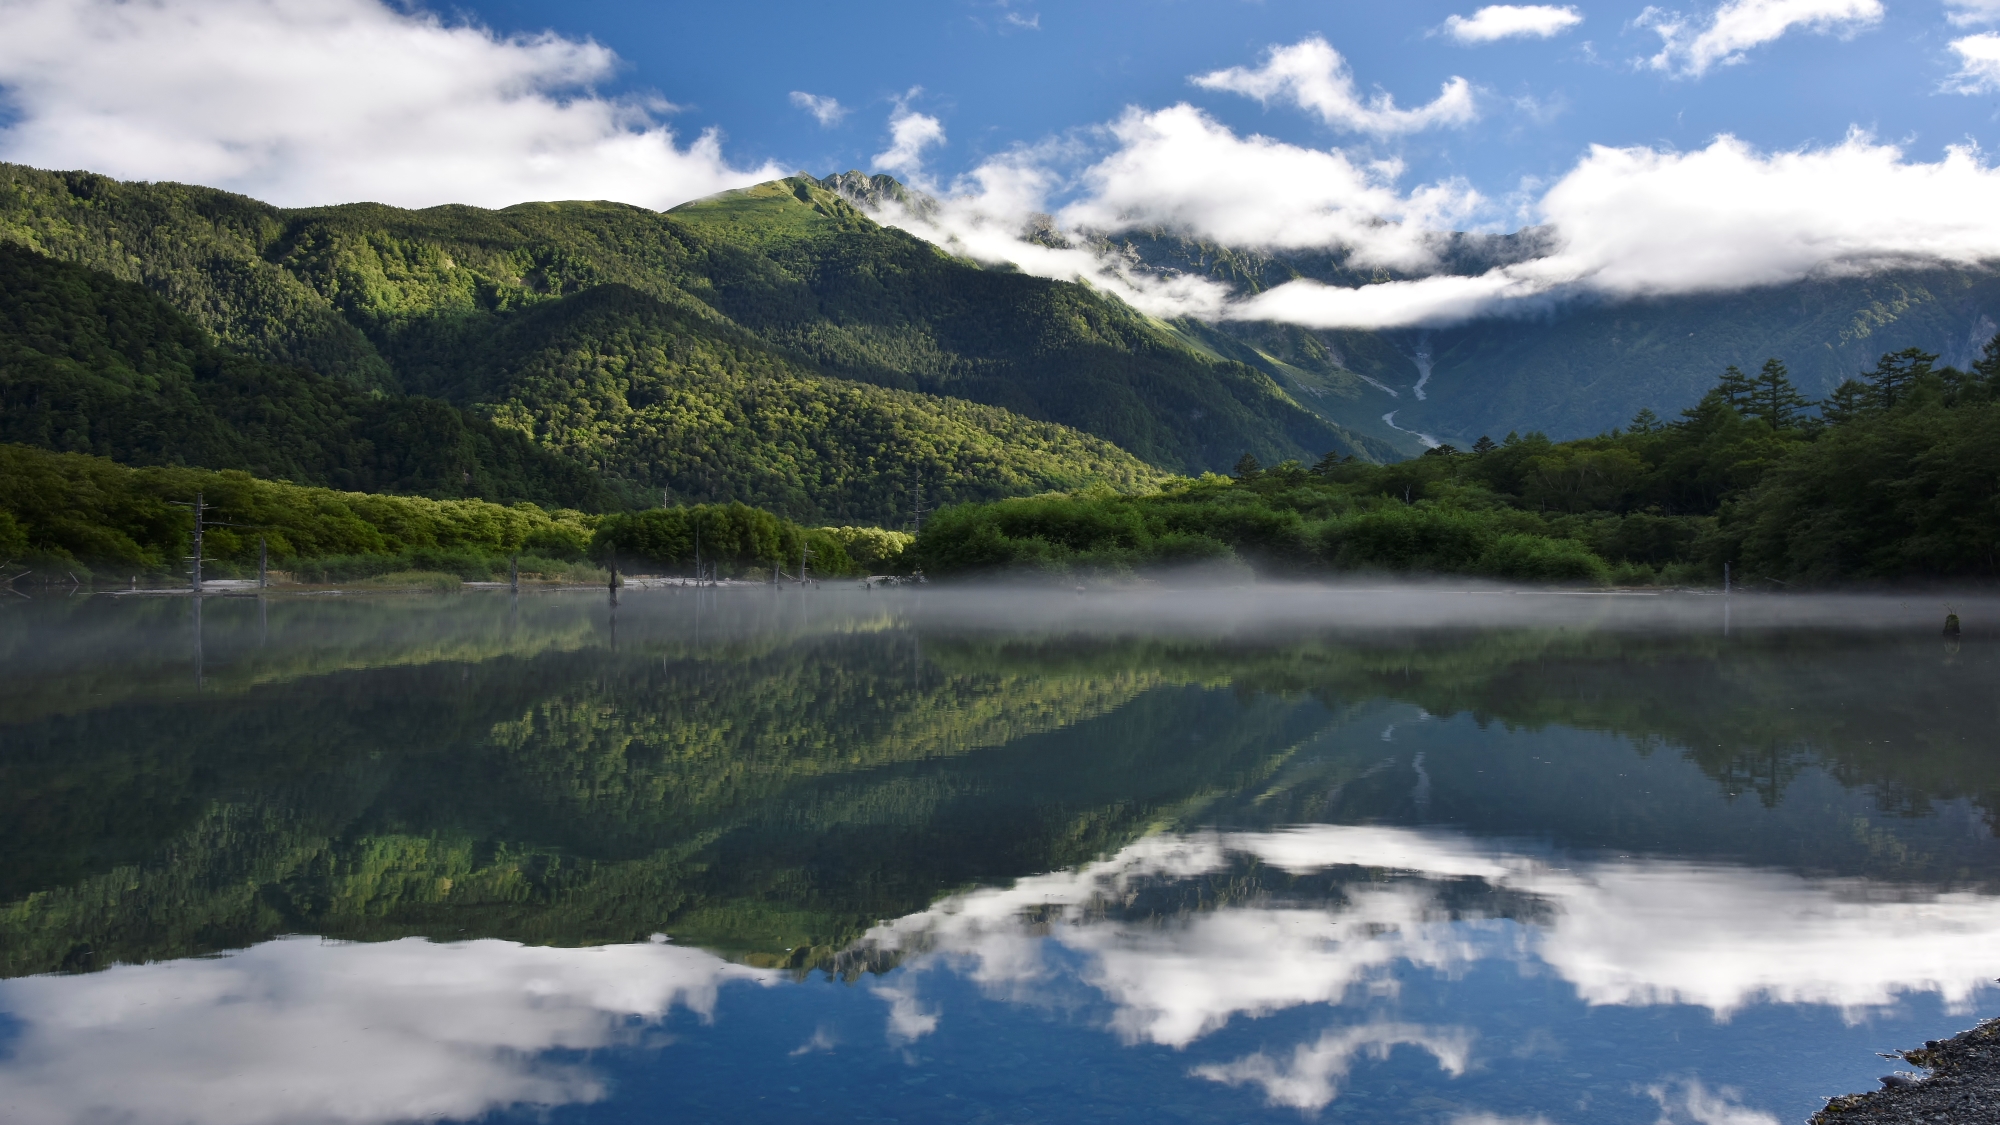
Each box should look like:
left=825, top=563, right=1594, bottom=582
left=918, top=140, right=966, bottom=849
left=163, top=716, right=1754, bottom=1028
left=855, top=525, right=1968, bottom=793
left=1649, top=1079, right=1784, bottom=1125
left=872, top=980, right=940, bottom=1042
left=846, top=102, right=1485, bottom=323
left=0, top=936, right=774, bottom=1125
left=873, top=95, right=946, bottom=179
left=1005, top=11, right=1042, bottom=30
left=856, top=823, right=2000, bottom=1067
left=1946, top=33, right=2000, bottom=92
left=790, top=90, right=848, bottom=127
left=1947, top=0, right=2000, bottom=26
left=1442, top=5, right=1585, bottom=43
left=1059, top=105, right=1483, bottom=260
left=1192, top=38, right=1477, bottom=136
left=0, top=0, right=784, bottom=210
left=853, top=93, right=2000, bottom=330
left=1192, top=1021, right=1474, bottom=1111
left=1637, top=0, right=1885, bottom=78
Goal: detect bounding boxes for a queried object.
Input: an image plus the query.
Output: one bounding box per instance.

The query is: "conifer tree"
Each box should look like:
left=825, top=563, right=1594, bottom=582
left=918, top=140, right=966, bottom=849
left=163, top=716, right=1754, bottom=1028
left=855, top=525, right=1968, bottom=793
left=1972, top=334, right=2000, bottom=393
left=1627, top=408, right=1661, bottom=435
left=1471, top=435, right=1497, bottom=454
left=1747, top=358, right=1808, bottom=430
left=1820, top=379, right=1873, bottom=426
left=1715, top=365, right=1755, bottom=409
left=1866, top=347, right=1937, bottom=411
left=1233, top=453, right=1263, bottom=481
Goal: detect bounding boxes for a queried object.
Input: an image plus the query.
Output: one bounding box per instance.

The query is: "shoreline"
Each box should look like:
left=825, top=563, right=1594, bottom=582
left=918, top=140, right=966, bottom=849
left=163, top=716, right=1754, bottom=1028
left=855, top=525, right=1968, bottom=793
left=1813, top=1017, right=2000, bottom=1123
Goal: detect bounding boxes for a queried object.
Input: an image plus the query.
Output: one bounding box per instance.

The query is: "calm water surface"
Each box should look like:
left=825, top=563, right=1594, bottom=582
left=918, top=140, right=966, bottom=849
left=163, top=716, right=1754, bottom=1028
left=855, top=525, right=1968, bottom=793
left=1, top=587, right=1997, bottom=1125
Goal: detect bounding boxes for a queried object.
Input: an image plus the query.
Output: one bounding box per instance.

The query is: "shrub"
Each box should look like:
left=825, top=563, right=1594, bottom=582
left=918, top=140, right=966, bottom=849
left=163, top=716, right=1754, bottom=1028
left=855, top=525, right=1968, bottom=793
left=1479, top=534, right=1611, bottom=585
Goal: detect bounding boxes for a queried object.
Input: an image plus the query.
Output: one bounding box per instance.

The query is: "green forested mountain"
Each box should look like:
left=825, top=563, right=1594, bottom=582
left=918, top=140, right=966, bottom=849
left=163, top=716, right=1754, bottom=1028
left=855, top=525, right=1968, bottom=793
left=664, top=179, right=1382, bottom=469
left=0, top=163, right=1391, bottom=526
left=0, top=244, right=613, bottom=509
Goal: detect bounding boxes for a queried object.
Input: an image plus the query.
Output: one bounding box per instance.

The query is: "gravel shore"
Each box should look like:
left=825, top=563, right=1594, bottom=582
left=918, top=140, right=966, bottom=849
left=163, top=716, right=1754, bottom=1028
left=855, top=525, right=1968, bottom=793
left=1813, top=1017, right=2000, bottom=1123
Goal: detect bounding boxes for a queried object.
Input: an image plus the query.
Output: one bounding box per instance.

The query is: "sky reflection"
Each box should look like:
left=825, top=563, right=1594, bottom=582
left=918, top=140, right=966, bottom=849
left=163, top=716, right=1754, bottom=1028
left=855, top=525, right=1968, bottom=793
left=2, top=824, right=1996, bottom=1124
left=0, top=937, right=773, bottom=1125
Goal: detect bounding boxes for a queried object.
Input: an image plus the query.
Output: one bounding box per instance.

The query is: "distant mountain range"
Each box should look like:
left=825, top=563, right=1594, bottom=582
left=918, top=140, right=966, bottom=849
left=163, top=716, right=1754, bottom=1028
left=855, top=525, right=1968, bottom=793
left=4, top=160, right=1994, bottom=520
left=1095, top=222, right=2000, bottom=450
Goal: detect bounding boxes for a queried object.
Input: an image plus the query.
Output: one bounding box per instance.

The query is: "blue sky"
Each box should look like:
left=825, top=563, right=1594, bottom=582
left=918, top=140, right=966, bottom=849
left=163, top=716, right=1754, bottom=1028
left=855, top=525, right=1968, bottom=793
left=458, top=0, right=1996, bottom=204
left=4, top=0, right=2000, bottom=327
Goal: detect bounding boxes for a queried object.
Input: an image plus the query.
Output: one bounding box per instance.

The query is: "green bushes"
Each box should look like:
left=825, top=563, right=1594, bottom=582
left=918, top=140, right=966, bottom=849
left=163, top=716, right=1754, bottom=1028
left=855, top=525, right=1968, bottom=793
left=818, top=526, right=914, bottom=573
left=0, top=443, right=596, bottom=578
left=590, top=503, right=862, bottom=578
left=284, top=549, right=584, bottom=584
left=915, top=493, right=1238, bottom=576
left=1479, top=534, right=1611, bottom=584
left=914, top=483, right=1617, bottom=584
left=1321, top=506, right=1496, bottom=571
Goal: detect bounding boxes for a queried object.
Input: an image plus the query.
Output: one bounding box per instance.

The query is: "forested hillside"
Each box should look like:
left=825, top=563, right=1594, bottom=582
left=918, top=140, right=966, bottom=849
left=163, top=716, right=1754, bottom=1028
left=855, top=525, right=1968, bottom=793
left=0, top=163, right=1387, bottom=526
left=915, top=343, right=2000, bottom=585
left=0, top=244, right=612, bottom=509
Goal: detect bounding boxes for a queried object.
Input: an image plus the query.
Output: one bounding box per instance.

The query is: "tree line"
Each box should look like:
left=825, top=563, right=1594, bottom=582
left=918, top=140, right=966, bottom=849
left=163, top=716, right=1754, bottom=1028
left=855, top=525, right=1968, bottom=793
left=0, top=444, right=908, bottom=584
left=912, top=339, right=2000, bottom=586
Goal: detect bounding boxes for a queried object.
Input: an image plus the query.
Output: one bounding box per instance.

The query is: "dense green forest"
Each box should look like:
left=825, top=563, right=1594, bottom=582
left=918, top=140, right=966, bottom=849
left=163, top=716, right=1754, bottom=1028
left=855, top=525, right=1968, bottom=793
left=0, top=444, right=891, bottom=581
left=0, top=243, right=614, bottom=509
left=915, top=342, right=2000, bottom=585
left=0, top=163, right=1387, bottom=528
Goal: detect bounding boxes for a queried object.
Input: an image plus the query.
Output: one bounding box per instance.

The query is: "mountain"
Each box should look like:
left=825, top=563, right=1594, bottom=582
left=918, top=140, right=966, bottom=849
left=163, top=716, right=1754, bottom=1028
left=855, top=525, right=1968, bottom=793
left=0, top=242, right=612, bottom=509
left=0, top=163, right=1393, bottom=526
left=1105, top=227, right=2000, bottom=446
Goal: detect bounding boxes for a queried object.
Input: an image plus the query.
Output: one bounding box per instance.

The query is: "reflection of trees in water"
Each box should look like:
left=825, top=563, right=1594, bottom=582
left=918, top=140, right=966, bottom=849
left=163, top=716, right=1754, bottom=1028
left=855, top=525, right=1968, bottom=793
left=5, top=608, right=1997, bottom=981
left=0, top=625, right=1316, bottom=978
left=931, top=630, right=2000, bottom=831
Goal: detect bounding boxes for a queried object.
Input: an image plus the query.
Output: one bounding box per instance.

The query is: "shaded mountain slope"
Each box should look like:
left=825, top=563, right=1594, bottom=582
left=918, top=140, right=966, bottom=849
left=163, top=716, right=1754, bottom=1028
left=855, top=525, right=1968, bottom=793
left=1115, top=225, right=2000, bottom=444
left=667, top=178, right=1391, bottom=468
left=399, top=281, right=1161, bottom=521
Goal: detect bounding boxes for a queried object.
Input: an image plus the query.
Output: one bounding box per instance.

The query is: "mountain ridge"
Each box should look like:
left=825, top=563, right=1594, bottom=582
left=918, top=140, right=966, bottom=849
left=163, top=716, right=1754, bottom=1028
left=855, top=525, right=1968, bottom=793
left=0, top=164, right=1400, bottom=524
left=806, top=171, right=2000, bottom=447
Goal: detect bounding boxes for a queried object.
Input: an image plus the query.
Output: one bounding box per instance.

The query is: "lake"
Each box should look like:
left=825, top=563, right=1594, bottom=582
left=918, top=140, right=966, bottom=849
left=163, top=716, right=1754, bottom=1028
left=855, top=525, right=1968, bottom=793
left=1, top=585, right=1995, bottom=1125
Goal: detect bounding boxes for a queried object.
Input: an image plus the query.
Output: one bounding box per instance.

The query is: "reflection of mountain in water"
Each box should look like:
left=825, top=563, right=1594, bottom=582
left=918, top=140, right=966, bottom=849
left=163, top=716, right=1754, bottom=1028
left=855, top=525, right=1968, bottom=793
left=3, top=593, right=1998, bottom=981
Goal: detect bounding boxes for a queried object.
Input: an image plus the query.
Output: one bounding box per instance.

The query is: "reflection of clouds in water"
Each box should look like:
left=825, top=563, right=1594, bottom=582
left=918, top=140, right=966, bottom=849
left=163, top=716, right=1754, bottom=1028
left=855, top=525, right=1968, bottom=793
left=1193, top=1020, right=1472, bottom=1110
left=0, top=936, right=774, bottom=1125
left=872, top=979, right=940, bottom=1043
left=1648, top=1078, right=1782, bottom=1125
left=864, top=824, right=2000, bottom=1053
left=1536, top=862, right=2000, bottom=1017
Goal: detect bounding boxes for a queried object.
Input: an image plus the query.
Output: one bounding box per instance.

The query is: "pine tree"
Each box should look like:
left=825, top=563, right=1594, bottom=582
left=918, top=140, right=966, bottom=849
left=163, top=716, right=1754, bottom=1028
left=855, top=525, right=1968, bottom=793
left=1747, top=358, right=1809, bottom=430
left=1471, top=435, right=1497, bottom=454
left=1820, top=379, right=1873, bottom=426
left=1233, top=453, right=1264, bottom=481
left=1866, top=347, right=1937, bottom=411
left=1973, top=334, right=2000, bottom=394
left=1715, top=365, right=1755, bottom=409
left=1627, top=408, right=1661, bottom=435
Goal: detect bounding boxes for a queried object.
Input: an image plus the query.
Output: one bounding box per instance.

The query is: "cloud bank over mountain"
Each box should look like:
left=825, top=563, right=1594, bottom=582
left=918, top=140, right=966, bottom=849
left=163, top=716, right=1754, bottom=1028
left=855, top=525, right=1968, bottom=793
left=848, top=33, right=2000, bottom=330
left=0, top=0, right=782, bottom=209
